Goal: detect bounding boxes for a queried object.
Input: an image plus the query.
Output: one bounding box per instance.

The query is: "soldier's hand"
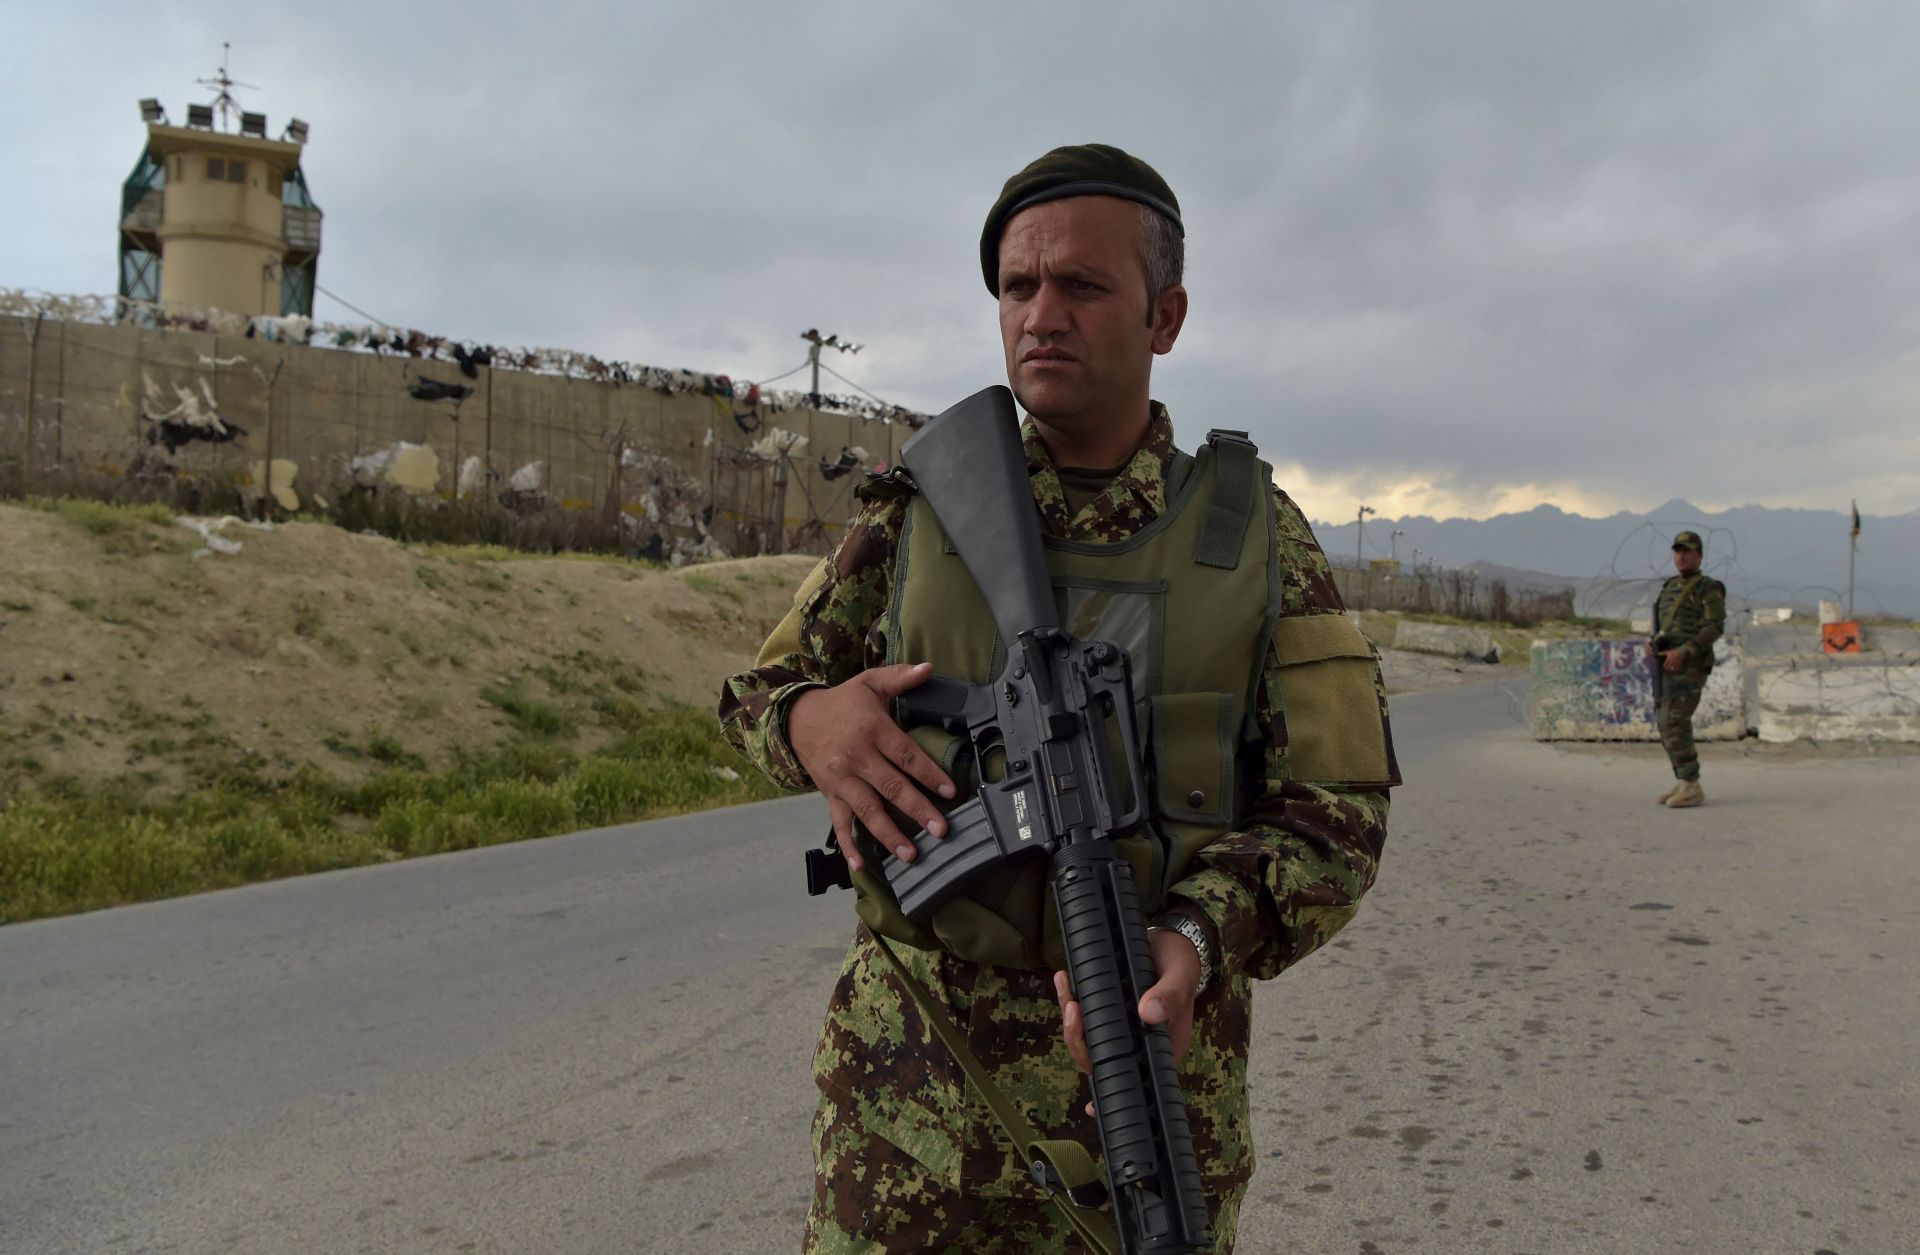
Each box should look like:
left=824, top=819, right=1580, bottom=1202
left=1137, top=926, right=1204, bottom=1063
left=789, top=661, right=957, bottom=873
left=1053, top=930, right=1201, bottom=1113
left=1660, top=648, right=1685, bottom=674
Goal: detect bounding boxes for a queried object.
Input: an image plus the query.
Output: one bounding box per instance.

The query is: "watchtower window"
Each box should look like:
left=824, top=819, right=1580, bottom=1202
left=206, top=157, right=226, bottom=180
left=226, top=160, right=247, bottom=184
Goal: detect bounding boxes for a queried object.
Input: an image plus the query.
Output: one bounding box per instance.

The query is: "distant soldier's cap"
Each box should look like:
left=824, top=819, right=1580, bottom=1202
left=1672, top=531, right=1704, bottom=552
left=980, top=143, right=1182, bottom=295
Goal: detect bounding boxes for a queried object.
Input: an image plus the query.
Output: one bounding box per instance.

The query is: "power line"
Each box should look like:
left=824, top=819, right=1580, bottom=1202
left=818, top=360, right=898, bottom=408
left=754, top=360, right=812, bottom=387
left=313, top=282, right=389, bottom=327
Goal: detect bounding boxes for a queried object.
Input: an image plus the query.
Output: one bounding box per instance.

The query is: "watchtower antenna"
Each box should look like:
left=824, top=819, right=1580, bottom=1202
left=195, top=42, right=258, bottom=131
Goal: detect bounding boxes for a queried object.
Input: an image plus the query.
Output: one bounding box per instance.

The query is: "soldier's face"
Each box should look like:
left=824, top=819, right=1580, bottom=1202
left=1673, top=548, right=1702, bottom=574
left=996, top=196, right=1184, bottom=430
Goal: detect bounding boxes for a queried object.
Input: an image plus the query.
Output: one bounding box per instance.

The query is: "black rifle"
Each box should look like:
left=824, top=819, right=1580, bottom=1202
left=884, top=384, right=1211, bottom=1254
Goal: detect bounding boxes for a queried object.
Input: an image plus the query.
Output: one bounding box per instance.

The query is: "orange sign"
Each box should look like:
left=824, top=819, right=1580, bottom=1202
left=1822, top=621, right=1862, bottom=654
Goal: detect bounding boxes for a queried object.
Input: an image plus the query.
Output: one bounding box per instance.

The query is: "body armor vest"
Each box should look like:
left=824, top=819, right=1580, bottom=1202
left=846, top=432, right=1278, bottom=971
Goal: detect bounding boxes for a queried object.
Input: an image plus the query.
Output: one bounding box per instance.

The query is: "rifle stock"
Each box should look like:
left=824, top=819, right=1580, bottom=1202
left=899, top=386, right=1059, bottom=643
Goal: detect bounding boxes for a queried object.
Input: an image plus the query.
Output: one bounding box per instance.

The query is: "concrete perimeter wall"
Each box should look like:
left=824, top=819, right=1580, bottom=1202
left=0, top=317, right=910, bottom=557
left=1530, top=638, right=1744, bottom=742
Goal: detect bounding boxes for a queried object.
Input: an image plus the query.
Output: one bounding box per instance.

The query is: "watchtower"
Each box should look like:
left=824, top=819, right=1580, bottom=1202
left=119, top=49, right=323, bottom=319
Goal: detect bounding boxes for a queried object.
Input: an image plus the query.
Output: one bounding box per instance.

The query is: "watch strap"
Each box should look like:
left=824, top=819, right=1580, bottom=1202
left=1149, top=911, right=1215, bottom=996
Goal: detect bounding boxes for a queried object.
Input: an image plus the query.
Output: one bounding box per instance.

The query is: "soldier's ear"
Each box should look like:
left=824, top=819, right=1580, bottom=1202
left=1150, top=285, right=1187, bottom=356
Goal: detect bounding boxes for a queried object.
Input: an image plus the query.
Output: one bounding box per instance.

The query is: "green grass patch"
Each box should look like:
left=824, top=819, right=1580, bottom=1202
left=465, top=566, right=513, bottom=593
left=683, top=571, right=742, bottom=602
left=366, top=732, right=427, bottom=771
left=420, top=542, right=643, bottom=569
left=480, top=683, right=573, bottom=738
left=533, top=649, right=645, bottom=698
left=0, top=706, right=779, bottom=923
left=23, top=496, right=173, bottom=536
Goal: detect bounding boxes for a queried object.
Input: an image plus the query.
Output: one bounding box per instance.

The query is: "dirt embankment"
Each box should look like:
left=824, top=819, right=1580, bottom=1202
left=0, top=502, right=1505, bottom=800
left=0, top=503, right=819, bottom=794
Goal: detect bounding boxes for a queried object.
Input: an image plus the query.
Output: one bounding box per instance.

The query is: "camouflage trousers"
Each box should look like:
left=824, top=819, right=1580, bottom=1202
left=802, top=1095, right=1248, bottom=1253
left=1657, top=668, right=1708, bottom=781
left=801, top=926, right=1254, bottom=1253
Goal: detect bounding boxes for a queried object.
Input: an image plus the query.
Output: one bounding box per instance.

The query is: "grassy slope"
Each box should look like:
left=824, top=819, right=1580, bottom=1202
left=0, top=500, right=820, bottom=921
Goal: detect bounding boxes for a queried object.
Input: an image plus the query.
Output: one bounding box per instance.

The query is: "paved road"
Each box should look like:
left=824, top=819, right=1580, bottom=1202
left=4, top=680, right=1916, bottom=1253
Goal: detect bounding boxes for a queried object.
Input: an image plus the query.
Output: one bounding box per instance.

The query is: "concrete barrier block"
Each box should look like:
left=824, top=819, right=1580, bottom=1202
left=1531, top=638, right=1743, bottom=741
left=1395, top=621, right=1496, bottom=659
left=1752, top=657, right=1920, bottom=743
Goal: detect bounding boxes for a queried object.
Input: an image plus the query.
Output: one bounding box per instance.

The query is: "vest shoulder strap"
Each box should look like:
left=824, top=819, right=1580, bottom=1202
left=1193, top=429, right=1261, bottom=570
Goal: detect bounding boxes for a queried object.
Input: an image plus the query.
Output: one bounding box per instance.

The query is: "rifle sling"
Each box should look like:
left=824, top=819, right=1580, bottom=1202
left=1657, top=574, right=1703, bottom=642
left=867, top=931, right=1122, bottom=1255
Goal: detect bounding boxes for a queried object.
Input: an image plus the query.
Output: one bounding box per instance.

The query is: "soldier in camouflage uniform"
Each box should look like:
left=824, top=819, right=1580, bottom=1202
left=719, top=144, right=1399, bottom=1253
left=1651, top=531, right=1726, bottom=808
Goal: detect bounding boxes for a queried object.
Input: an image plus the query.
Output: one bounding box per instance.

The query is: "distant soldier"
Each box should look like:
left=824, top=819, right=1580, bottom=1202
left=1651, top=531, right=1726, bottom=807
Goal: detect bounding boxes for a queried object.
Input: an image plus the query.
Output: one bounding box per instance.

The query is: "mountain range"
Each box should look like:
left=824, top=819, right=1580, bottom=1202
left=1310, top=499, right=1919, bottom=619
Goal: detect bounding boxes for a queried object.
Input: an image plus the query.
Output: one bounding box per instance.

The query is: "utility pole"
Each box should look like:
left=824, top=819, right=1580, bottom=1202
left=1355, top=504, right=1375, bottom=571
left=1848, top=499, right=1859, bottom=619
left=799, top=328, right=863, bottom=407
left=1389, top=528, right=1404, bottom=564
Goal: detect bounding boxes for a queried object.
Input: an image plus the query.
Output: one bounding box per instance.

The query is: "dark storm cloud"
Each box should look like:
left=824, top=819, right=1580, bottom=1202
left=5, top=1, right=1914, bottom=518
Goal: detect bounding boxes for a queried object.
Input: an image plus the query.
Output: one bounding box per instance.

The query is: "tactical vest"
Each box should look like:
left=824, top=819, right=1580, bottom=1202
left=845, top=432, right=1278, bottom=971
left=1655, top=574, right=1719, bottom=670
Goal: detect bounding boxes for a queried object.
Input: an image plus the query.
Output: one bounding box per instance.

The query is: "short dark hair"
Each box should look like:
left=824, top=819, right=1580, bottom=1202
left=1139, top=205, right=1185, bottom=323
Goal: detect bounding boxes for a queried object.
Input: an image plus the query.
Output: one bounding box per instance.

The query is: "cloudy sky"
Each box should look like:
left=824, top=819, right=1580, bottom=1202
left=4, top=1, right=1915, bottom=526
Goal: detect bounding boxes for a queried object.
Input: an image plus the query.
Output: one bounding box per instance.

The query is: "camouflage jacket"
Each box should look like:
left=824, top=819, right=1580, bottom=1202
left=1654, top=573, right=1727, bottom=666
left=718, top=404, right=1396, bottom=1199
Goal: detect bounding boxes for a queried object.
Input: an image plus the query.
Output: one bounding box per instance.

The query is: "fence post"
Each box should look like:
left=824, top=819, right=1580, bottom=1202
left=23, top=312, right=42, bottom=492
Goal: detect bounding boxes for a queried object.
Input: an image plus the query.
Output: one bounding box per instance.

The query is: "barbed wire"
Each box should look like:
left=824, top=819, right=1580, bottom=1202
left=0, top=287, right=928, bottom=428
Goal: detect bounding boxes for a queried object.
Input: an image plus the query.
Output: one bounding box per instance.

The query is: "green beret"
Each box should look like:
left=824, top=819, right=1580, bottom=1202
left=980, top=143, right=1183, bottom=294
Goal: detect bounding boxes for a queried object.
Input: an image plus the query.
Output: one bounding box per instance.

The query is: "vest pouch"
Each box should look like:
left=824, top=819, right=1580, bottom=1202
left=1148, top=692, right=1239, bottom=826
left=1145, top=691, right=1241, bottom=894
left=1271, top=614, right=1392, bottom=787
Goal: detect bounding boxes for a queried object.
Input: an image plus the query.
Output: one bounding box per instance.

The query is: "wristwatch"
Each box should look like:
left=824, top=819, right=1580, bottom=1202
left=1148, top=911, right=1215, bottom=997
